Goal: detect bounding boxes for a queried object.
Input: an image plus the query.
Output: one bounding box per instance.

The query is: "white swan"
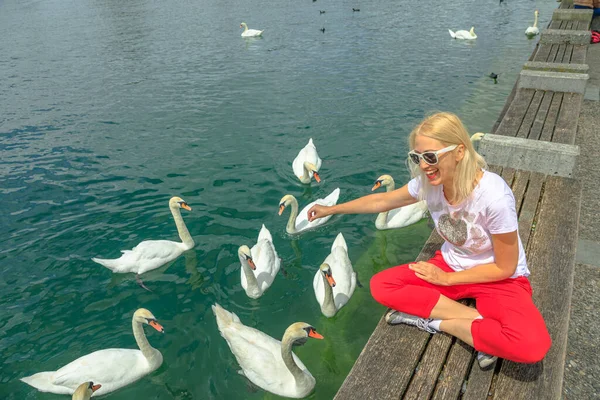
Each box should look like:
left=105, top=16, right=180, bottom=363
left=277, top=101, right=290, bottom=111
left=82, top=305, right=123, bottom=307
left=212, top=303, right=323, bottom=398
left=278, top=188, right=340, bottom=234
left=525, top=10, right=540, bottom=36
left=449, top=27, right=477, bottom=40
left=239, top=224, right=281, bottom=299
left=240, top=22, right=264, bottom=37
left=72, top=382, right=101, bottom=400
left=92, top=196, right=194, bottom=288
left=292, top=138, right=322, bottom=184
left=372, top=175, right=428, bottom=230
left=313, top=233, right=356, bottom=317
left=21, top=309, right=164, bottom=396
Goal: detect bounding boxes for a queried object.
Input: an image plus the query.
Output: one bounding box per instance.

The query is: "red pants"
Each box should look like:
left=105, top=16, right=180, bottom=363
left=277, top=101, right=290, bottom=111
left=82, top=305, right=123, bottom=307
left=370, top=251, right=551, bottom=363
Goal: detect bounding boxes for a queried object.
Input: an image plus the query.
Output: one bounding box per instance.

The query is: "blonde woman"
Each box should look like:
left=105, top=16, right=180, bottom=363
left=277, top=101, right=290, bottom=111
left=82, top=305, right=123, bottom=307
left=307, top=112, right=551, bottom=368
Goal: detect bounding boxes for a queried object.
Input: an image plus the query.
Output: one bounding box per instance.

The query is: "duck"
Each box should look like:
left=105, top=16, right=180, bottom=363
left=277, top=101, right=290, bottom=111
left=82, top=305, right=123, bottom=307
left=212, top=303, right=323, bottom=398
left=240, top=22, right=263, bottom=37
left=72, top=382, right=101, bottom=400
left=313, top=233, right=356, bottom=317
left=278, top=188, right=340, bottom=234
left=525, top=10, right=540, bottom=36
left=239, top=224, right=281, bottom=299
left=20, top=309, right=164, bottom=396
left=449, top=27, right=477, bottom=40
left=371, top=175, right=428, bottom=230
left=92, top=196, right=194, bottom=290
left=292, top=138, right=322, bottom=184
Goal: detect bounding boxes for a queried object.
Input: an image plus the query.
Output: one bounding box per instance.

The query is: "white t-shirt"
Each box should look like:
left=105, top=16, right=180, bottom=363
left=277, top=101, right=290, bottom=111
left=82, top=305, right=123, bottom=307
left=407, top=170, right=530, bottom=278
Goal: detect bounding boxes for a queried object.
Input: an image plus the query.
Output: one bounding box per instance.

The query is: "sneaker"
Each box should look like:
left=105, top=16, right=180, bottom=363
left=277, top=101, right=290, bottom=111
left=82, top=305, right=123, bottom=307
left=477, top=351, right=498, bottom=369
left=385, top=309, right=437, bottom=334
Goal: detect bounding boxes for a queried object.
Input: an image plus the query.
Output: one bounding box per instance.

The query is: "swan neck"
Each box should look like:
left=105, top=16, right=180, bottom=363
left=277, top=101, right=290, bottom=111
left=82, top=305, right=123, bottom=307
left=320, top=273, right=337, bottom=316
left=281, top=335, right=306, bottom=382
left=133, top=320, right=159, bottom=363
left=241, top=258, right=260, bottom=292
left=374, top=181, right=394, bottom=229
left=171, top=205, right=194, bottom=249
left=286, top=198, right=299, bottom=233
left=301, top=162, right=311, bottom=182
left=534, top=13, right=538, bottom=27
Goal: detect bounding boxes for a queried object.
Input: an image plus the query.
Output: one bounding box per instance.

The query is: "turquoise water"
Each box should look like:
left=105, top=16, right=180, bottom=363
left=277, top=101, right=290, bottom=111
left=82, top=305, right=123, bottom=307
left=0, top=0, right=557, bottom=398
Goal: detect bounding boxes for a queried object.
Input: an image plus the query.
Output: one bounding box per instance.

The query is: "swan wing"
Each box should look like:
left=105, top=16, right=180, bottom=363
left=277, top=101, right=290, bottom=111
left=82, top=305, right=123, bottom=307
left=331, top=232, right=348, bottom=252
left=385, top=201, right=428, bottom=229
left=330, top=247, right=356, bottom=308
left=321, top=188, right=340, bottom=206
left=129, top=240, right=185, bottom=273
left=251, top=238, right=280, bottom=292
left=51, top=349, right=151, bottom=395
left=313, top=269, right=326, bottom=307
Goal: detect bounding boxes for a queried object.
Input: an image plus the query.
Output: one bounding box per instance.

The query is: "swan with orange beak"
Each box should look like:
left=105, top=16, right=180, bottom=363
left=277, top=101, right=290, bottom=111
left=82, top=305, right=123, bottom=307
left=72, top=382, right=101, bottom=400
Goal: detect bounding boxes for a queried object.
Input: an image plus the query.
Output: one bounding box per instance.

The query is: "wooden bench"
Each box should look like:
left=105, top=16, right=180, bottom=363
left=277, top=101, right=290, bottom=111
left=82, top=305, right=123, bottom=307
left=334, top=167, right=581, bottom=400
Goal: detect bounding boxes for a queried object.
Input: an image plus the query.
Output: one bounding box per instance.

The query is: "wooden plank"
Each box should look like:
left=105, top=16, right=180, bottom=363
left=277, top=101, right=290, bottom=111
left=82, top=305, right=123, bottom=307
left=487, top=164, right=502, bottom=175
left=547, top=44, right=559, bottom=63
left=493, top=177, right=581, bottom=399
left=549, top=20, right=562, bottom=29
left=570, top=45, right=587, bottom=64
left=529, top=91, right=553, bottom=140
left=334, top=231, right=445, bottom=400
left=519, top=172, right=545, bottom=250
left=552, top=93, right=582, bottom=145
left=494, top=89, right=535, bottom=138
left=554, top=44, right=567, bottom=64
left=511, top=170, right=530, bottom=214
left=532, top=44, right=552, bottom=63
left=539, top=93, right=563, bottom=142
left=561, top=44, right=574, bottom=63
left=565, top=20, right=574, bottom=30
left=431, top=340, right=473, bottom=400
left=403, top=334, right=452, bottom=400
left=462, top=359, right=496, bottom=400
left=501, top=167, right=516, bottom=187
left=516, top=90, right=544, bottom=139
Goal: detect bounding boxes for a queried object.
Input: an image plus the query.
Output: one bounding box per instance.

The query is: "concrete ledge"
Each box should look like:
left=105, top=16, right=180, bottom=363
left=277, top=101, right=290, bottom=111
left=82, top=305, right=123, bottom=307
left=478, top=134, right=580, bottom=178
left=553, top=9, right=594, bottom=22
left=518, top=69, right=589, bottom=93
left=523, top=61, right=589, bottom=74
left=541, top=29, right=591, bottom=45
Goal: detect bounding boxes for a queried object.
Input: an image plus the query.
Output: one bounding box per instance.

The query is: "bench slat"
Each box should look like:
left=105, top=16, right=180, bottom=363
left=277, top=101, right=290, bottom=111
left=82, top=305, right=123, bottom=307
left=552, top=92, right=582, bottom=145
left=562, top=44, right=574, bottom=63
left=492, top=177, right=581, bottom=400
left=532, top=44, right=552, bottom=63
left=555, top=44, right=567, bottom=63
left=517, top=90, right=544, bottom=139
left=403, top=334, right=453, bottom=399
left=431, top=341, right=473, bottom=400
left=518, top=171, right=545, bottom=250
left=539, top=92, right=563, bottom=142
left=511, top=170, right=530, bottom=214
left=529, top=91, right=553, bottom=140
left=548, top=44, right=560, bottom=63
left=571, top=45, right=587, bottom=63
left=495, top=89, right=535, bottom=138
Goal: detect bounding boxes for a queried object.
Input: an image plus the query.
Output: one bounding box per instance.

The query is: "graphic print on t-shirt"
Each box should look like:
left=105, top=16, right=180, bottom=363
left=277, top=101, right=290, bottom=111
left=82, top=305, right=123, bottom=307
left=436, top=210, right=488, bottom=256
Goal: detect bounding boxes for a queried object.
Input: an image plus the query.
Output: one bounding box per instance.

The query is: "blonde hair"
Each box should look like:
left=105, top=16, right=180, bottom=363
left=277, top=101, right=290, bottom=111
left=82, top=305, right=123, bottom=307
left=408, top=112, right=487, bottom=204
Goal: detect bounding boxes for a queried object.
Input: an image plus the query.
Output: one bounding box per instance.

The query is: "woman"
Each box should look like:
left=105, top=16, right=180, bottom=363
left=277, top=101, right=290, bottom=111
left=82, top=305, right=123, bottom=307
left=307, top=112, right=551, bottom=368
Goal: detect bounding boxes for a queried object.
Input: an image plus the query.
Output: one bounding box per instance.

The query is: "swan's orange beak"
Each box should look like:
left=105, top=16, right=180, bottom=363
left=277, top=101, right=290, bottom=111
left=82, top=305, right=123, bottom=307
left=91, top=384, right=102, bottom=392
left=372, top=181, right=381, bottom=191
left=325, top=273, right=336, bottom=288
left=312, top=171, right=321, bottom=183
left=181, top=203, right=192, bottom=211
left=278, top=204, right=285, bottom=215
left=149, top=320, right=164, bottom=333
left=247, top=257, right=256, bottom=270
left=308, top=328, right=324, bottom=339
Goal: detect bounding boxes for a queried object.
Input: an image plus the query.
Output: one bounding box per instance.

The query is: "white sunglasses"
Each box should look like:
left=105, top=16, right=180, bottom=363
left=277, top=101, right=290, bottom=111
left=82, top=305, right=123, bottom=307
left=408, top=145, right=458, bottom=165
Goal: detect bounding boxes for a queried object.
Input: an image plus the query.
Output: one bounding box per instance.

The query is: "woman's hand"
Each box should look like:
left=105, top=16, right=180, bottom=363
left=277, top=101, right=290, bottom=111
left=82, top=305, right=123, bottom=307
left=409, top=261, right=450, bottom=286
left=307, top=204, right=332, bottom=222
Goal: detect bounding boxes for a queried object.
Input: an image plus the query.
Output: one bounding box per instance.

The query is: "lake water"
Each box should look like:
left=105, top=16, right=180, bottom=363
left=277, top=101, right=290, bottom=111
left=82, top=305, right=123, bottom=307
left=0, top=0, right=557, bottom=398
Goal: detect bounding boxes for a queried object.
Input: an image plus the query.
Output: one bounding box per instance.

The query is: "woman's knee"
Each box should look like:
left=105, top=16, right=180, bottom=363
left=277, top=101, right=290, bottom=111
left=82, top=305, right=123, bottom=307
left=516, top=329, right=552, bottom=363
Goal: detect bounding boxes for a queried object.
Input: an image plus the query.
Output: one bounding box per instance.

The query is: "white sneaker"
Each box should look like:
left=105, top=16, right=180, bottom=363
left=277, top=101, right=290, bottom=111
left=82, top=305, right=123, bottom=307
left=477, top=351, right=498, bottom=369
left=385, top=309, right=437, bottom=334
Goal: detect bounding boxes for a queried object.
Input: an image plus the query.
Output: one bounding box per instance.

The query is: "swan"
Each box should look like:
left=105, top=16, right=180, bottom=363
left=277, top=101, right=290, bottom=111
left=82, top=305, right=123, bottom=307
left=20, top=308, right=164, bottom=396
left=72, top=382, right=101, bottom=400
left=278, top=188, right=340, bottom=234
left=292, top=138, right=322, bottom=184
left=372, top=175, right=428, bottom=230
left=240, top=22, right=264, bottom=37
left=313, top=233, right=356, bottom=317
left=525, top=10, right=540, bottom=36
left=239, top=224, right=281, bottom=299
left=212, top=303, right=323, bottom=398
left=92, top=196, right=194, bottom=290
left=449, top=27, right=477, bottom=40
